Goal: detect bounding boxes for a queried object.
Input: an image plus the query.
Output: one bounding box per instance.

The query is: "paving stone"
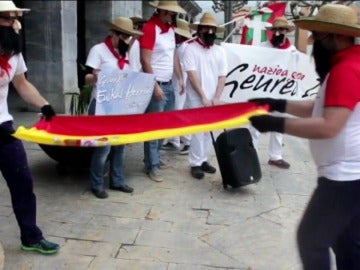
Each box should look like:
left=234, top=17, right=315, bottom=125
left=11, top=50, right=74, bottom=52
left=0, top=112, right=322, bottom=270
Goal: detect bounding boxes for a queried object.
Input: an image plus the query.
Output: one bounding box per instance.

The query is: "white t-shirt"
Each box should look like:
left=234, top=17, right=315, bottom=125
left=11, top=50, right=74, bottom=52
left=85, top=42, right=132, bottom=100
left=183, top=41, right=227, bottom=101
left=0, top=53, right=27, bottom=124
left=310, top=76, right=360, bottom=181
left=129, top=39, right=141, bottom=72
left=260, top=40, right=297, bottom=52
left=139, top=18, right=176, bottom=82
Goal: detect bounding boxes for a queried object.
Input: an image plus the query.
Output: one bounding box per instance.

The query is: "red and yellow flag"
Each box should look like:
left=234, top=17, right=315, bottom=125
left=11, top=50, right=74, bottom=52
left=13, top=102, right=268, bottom=147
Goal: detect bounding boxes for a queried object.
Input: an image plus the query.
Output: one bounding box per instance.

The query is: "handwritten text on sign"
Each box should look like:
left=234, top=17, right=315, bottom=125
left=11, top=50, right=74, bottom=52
left=220, top=43, right=319, bottom=103
left=96, top=69, right=155, bottom=115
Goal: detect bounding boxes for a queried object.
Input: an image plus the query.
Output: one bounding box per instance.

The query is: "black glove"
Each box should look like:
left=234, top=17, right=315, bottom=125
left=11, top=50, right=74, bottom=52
left=41, top=104, right=56, bottom=121
left=249, top=115, right=285, bottom=133
left=249, top=98, right=287, bottom=113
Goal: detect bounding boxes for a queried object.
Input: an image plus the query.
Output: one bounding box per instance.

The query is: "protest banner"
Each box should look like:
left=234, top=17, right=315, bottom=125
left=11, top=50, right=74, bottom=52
left=95, top=69, right=155, bottom=115
left=221, top=43, right=319, bottom=103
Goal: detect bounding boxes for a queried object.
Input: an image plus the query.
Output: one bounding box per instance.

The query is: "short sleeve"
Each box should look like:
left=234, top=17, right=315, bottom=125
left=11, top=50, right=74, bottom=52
left=325, top=63, right=360, bottom=110
left=182, top=44, right=196, bottom=72
left=138, top=22, right=156, bottom=50
left=85, top=45, right=102, bottom=70
left=15, top=53, right=27, bottom=75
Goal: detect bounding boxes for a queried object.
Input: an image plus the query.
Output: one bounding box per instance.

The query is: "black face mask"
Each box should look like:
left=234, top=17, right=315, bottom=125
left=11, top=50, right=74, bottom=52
left=0, top=26, right=22, bottom=55
left=118, top=39, right=129, bottom=57
left=203, top=33, right=216, bottom=46
left=271, top=34, right=285, bottom=48
left=312, top=40, right=334, bottom=84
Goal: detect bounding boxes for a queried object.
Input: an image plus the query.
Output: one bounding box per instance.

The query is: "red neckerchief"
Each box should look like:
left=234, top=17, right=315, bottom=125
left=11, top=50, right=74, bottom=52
left=196, top=38, right=211, bottom=49
left=277, top=38, right=291, bottom=49
left=0, top=54, right=11, bottom=77
left=152, top=16, right=174, bottom=34
left=104, top=36, right=129, bottom=70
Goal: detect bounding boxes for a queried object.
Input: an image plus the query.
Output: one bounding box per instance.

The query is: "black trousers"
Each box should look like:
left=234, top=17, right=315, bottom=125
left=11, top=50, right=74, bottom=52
left=0, top=121, right=43, bottom=245
left=297, top=177, right=360, bottom=270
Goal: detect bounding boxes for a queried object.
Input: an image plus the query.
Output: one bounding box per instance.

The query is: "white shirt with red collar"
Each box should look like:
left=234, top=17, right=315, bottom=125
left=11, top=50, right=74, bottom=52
left=183, top=40, right=227, bottom=102
left=85, top=42, right=132, bottom=101
left=310, top=45, right=360, bottom=181
left=139, top=17, right=176, bottom=82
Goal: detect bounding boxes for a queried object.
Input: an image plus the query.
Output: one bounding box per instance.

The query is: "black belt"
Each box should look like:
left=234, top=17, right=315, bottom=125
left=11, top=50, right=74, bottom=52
left=157, top=80, right=172, bottom=85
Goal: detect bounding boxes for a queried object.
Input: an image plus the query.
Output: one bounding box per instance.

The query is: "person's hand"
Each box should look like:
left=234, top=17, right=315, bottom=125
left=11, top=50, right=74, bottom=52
left=249, top=115, right=285, bottom=133
left=202, top=97, right=212, bottom=107
left=154, top=84, right=165, bottom=101
left=249, top=98, right=287, bottom=113
left=41, top=104, right=56, bottom=121
left=212, top=98, right=223, bottom=106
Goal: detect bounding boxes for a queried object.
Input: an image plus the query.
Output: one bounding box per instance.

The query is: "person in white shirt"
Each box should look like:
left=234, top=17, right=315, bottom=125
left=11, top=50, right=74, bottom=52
left=249, top=16, right=295, bottom=169
left=250, top=5, right=360, bottom=269
left=0, top=1, right=59, bottom=254
left=183, top=12, right=227, bottom=180
left=162, top=18, right=192, bottom=155
left=129, top=15, right=147, bottom=72
left=138, top=0, right=186, bottom=182
left=85, top=17, right=143, bottom=199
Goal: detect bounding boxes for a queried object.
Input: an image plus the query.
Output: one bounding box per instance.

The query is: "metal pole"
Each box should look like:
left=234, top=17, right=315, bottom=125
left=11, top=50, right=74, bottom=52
left=224, top=0, right=233, bottom=43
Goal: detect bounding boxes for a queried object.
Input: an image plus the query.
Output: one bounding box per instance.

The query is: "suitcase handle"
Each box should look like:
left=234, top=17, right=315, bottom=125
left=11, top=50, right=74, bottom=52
left=210, top=129, right=227, bottom=144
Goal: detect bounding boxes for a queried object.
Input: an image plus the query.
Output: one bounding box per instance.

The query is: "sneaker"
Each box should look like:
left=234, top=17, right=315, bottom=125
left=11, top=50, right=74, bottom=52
left=268, top=159, right=290, bottom=169
left=191, top=166, right=204, bottom=179
left=21, top=239, right=60, bottom=255
left=161, top=142, right=178, bottom=151
left=91, top=188, right=109, bottom=199
left=159, top=160, right=169, bottom=169
left=201, top=161, right=216, bottom=174
left=109, top=184, right=134, bottom=193
left=148, top=168, right=164, bottom=182
left=179, top=145, right=190, bottom=155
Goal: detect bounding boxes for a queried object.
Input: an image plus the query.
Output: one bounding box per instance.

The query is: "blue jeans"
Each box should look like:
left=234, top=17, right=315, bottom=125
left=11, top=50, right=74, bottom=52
left=88, top=98, right=127, bottom=189
left=90, top=145, right=126, bottom=190
left=143, top=83, right=175, bottom=171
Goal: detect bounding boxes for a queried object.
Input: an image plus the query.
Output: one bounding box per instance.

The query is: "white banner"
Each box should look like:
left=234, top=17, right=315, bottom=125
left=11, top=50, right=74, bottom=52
left=96, top=69, right=155, bottom=115
left=221, top=43, right=319, bottom=103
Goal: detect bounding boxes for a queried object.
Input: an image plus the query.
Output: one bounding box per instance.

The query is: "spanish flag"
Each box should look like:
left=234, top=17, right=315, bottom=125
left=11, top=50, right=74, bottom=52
left=13, top=102, right=268, bottom=147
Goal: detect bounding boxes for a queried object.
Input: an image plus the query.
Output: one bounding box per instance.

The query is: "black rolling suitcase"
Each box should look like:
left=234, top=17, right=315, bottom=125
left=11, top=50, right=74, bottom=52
left=211, top=128, right=261, bottom=189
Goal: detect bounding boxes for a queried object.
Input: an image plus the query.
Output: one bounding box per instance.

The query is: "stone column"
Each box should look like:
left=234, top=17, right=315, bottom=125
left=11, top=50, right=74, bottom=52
left=22, top=1, right=78, bottom=113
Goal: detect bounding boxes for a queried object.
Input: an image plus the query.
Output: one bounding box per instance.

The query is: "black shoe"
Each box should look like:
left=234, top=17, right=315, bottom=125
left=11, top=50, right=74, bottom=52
left=109, top=184, right=134, bottom=193
left=201, top=161, right=216, bottom=174
left=161, top=142, right=177, bottom=151
left=179, top=145, right=190, bottom=155
left=191, top=166, right=204, bottom=179
left=91, top=188, right=108, bottom=199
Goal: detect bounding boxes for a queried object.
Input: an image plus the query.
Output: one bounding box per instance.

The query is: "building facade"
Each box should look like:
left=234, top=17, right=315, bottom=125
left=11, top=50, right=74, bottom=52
left=10, top=0, right=201, bottom=113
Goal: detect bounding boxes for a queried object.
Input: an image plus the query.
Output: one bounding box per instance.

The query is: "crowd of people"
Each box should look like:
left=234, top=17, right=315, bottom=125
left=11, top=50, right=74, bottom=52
left=2, top=0, right=360, bottom=268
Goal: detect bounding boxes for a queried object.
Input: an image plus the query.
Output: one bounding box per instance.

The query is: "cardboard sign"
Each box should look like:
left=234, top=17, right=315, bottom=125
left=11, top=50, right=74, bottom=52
left=221, top=43, right=319, bottom=103
left=95, top=69, right=156, bottom=115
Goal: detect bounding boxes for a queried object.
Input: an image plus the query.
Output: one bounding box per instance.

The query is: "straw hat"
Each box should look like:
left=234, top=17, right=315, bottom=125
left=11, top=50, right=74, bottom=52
left=0, top=1, right=30, bottom=14
left=104, top=17, right=143, bottom=36
left=190, top=12, right=225, bottom=33
left=149, top=0, right=186, bottom=14
left=294, top=4, right=360, bottom=37
left=175, top=18, right=192, bottom=39
left=130, top=15, right=147, bottom=24
left=266, top=16, right=295, bottom=32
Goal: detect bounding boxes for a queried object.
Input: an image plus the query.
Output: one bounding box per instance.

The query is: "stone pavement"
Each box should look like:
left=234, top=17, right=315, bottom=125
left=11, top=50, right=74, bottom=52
left=0, top=111, right=320, bottom=270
